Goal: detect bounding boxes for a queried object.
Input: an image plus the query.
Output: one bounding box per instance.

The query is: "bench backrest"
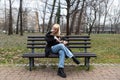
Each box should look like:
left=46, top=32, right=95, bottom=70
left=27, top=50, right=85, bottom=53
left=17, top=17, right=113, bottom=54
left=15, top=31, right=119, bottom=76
left=27, top=35, right=91, bottom=53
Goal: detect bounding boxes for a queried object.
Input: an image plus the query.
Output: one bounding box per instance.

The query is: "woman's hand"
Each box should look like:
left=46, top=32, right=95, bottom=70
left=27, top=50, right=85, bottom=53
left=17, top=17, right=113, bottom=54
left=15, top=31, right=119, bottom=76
left=54, top=36, right=68, bottom=45
left=62, top=41, right=68, bottom=45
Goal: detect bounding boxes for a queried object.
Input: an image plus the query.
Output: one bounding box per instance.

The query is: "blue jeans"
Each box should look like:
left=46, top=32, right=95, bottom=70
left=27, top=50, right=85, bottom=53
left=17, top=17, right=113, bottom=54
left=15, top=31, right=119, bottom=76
left=51, top=43, right=74, bottom=68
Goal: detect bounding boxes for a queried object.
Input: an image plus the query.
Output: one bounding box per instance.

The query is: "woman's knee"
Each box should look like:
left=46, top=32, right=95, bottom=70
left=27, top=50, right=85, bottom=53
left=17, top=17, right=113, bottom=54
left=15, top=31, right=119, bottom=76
left=58, top=44, right=65, bottom=48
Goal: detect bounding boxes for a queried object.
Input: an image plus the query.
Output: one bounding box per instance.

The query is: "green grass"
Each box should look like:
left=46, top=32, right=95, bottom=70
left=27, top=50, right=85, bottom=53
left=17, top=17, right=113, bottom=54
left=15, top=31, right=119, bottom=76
left=90, top=34, right=120, bottom=63
left=0, top=33, right=120, bottom=64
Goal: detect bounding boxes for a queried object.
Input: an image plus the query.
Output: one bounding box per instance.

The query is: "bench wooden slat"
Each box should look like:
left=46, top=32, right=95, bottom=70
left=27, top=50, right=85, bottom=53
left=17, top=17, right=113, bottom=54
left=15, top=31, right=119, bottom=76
left=28, top=38, right=90, bottom=41
left=68, top=38, right=90, bottom=41
left=68, top=46, right=91, bottom=48
left=27, top=46, right=91, bottom=49
left=27, top=43, right=46, bottom=45
left=28, top=38, right=45, bottom=41
left=74, top=53, right=96, bottom=57
left=27, top=46, right=46, bottom=48
left=27, top=38, right=90, bottom=41
left=22, top=52, right=96, bottom=58
left=68, top=42, right=91, bottom=45
left=27, top=36, right=90, bottom=38
left=22, top=53, right=57, bottom=58
left=28, top=36, right=45, bottom=38
left=65, top=36, right=90, bottom=38
left=27, top=42, right=91, bottom=45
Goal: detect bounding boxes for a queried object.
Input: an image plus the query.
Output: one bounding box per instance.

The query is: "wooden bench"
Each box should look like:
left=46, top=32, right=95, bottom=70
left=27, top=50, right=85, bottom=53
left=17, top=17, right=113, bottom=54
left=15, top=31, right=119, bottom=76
left=22, top=35, right=97, bottom=71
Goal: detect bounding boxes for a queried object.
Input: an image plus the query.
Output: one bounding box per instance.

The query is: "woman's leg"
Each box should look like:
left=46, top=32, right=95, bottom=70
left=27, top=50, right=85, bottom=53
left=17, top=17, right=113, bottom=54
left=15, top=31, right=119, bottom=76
left=58, top=50, right=65, bottom=68
left=51, top=44, right=79, bottom=78
left=52, top=48, right=66, bottom=78
left=51, top=43, right=80, bottom=65
left=51, top=43, right=74, bottom=58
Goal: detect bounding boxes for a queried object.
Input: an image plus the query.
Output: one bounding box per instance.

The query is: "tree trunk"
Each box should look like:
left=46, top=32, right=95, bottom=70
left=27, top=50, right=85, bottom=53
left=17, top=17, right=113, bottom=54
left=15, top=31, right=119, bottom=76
left=20, top=0, right=23, bottom=36
left=75, top=0, right=85, bottom=35
left=8, top=0, right=13, bottom=35
left=66, top=0, right=70, bottom=35
left=70, top=11, right=78, bottom=34
left=97, top=2, right=102, bottom=34
left=56, top=0, right=61, bottom=24
left=42, top=0, right=48, bottom=33
left=4, top=0, right=7, bottom=33
left=102, top=0, right=113, bottom=33
left=47, top=0, right=56, bottom=31
left=88, top=8, right=97, bottom=35
left=16, top=8, right=20, bottom=34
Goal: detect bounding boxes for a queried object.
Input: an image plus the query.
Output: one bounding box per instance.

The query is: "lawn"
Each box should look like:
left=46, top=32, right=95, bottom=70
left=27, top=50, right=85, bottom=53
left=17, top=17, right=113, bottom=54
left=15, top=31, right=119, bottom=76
left=0, top=33, right=120, bottom=64
left=91, top=34, right=120, bottom=63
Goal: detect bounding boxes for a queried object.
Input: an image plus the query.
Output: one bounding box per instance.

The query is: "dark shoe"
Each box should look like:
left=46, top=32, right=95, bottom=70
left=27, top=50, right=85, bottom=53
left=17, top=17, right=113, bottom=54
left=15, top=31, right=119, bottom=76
left=57, top=68, right=66, bottom=78
left=72, top=56, right=80, bottom=64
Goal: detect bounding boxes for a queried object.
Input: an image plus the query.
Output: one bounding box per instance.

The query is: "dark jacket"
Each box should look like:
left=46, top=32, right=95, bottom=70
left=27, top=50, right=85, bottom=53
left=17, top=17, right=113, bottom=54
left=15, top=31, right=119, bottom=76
left=45, top=31, right=60, bottom=57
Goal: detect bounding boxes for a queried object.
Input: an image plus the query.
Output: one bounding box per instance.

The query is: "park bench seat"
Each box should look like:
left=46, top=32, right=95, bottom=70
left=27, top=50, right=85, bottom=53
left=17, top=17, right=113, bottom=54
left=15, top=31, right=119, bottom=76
left=22, top=35, right=97, bottom=71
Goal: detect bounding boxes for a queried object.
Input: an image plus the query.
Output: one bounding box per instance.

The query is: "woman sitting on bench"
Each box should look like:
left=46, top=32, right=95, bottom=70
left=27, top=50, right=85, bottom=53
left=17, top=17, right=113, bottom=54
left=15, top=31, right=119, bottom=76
left=45, top=24, right=80, bottom=78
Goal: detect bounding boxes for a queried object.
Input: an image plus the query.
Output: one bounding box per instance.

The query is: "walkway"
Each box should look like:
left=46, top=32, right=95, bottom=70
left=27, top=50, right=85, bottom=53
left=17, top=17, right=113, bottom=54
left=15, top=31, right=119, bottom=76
left=0, top=64, right=120, bottom=80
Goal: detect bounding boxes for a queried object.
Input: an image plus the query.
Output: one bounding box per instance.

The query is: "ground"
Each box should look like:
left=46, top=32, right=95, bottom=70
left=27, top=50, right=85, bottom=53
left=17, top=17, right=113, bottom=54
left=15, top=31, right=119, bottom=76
left=0, top=64, right=120, bottom=80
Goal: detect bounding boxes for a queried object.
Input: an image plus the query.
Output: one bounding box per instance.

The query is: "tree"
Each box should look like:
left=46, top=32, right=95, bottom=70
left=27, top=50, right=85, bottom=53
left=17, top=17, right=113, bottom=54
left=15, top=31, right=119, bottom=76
left=56, top=0, right=61, bottom=24
left=4, top=0, right=7, bottom=33
left=70, top=0, right=80, bottom=34
left=66, top=0, right=82, bottom=35
left=69, top=11, right=78, bottom=34
left=47, top=0, right=56, bottom=31
left=88, top=9, right=97, bottom=35
left=8, top=0, right=13, bottom=35
left=109, top=5, right=120, bottom=33
left=86, top=0, right=98, bottom=35
left=14, top=0, right=23, bottom=35
left=42, top=0, right=48, bottom=33
left=19, top=0, right=23, bottom=36
left=65, top=0, right=70, bottom=35
left=102, top=0, right=114, bottom=33
left=75, top=0, right=86, bottom=35
left=16, top=7, right=20, bottom=34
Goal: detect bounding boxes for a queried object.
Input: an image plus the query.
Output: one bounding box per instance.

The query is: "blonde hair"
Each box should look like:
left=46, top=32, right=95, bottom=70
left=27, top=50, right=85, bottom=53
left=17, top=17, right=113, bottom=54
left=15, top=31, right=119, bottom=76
left=52, top=24, right=61, bottom=36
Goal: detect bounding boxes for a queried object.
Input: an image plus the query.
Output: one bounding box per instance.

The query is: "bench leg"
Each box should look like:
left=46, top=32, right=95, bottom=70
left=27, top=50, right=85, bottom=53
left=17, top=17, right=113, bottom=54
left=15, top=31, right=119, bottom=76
left=85, top=57, right=90, bottom=71
left=31, top=58, right=34, bottom=67
left=29, top=58, right=34, bottom=71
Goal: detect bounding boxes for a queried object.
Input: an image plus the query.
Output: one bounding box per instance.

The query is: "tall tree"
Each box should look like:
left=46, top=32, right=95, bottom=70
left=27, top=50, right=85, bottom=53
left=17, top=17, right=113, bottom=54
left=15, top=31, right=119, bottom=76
left=16, top=7, right=20, bottom=34
left=8, top=0, right=13, bottom=35
left=20, top=0, right=23, bottom=36
left=88, top=10, right=97, bottom=35
left=42, top=0, right=48, bottom=33
left=47, top=0, right=56, bottom=31
left=4, top=0, right=7, bottom=32
left=56, top=0, right=61, bottom=24
left=70, top=11, right=77, bottom=34
left=102, top=0, right=113, bottom=33
left=66, top=0, right=70, bottom=35
left=75, top=0, right=86, bottom=34
left=66, top=0, right=80, bottom=35
left=88, top=0, right=98, bottom=35
left=70, top=0, right=80, bottom=34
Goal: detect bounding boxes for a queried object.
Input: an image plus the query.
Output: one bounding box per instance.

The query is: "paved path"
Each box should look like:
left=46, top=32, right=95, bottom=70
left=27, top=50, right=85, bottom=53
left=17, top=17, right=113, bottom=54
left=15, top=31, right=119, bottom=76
left=0, top=64, right=120, bottom=80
